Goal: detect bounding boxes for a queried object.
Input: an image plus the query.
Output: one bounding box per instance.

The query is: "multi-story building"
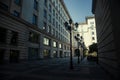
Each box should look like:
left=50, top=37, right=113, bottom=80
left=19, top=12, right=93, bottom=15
left=0, top=0, right=71, bottom=63
left=77, top=16, right=97, bottom=49
left=92, top=0, right=120, bottom=79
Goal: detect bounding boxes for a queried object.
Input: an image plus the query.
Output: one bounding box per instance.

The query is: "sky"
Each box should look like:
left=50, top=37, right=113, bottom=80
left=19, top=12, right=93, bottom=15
left=64, top=0, right=93, bottom=23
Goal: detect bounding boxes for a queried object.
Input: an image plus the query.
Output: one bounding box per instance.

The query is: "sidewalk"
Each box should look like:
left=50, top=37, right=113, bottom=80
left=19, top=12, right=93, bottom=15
left=0, top=57, right=111, bottom=80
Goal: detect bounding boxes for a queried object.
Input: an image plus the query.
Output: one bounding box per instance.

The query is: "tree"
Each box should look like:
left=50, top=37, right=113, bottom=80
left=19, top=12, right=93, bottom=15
left=88, top=43, right=98, bottom=53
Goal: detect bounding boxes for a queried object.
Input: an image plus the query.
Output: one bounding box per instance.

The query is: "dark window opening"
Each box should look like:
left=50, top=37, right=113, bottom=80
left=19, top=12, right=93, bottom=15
left=32, top=14, right=37, bottom=25
left=10, top=50, right=19, bottom=63
left=0, top=27, right=7, bottom=43
left=0, top=2, right=8, bottom=11
left=14, top=0, right=21, bottom=6
left=13, top=11, right=20, bottom=17
left=10, top=31, right=18, bottom=46
left=34, top=0, right=38, bottom=10
left=29, top=32, right=39, bottom=43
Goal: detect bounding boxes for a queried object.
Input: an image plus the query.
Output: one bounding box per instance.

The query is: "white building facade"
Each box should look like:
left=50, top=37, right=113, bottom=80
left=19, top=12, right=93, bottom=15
left=78, top=16, right=97, bottom=49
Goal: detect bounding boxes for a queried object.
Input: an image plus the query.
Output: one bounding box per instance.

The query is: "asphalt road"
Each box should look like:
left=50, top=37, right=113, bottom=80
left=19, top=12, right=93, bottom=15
left=0, top=57, right=111, bottom=80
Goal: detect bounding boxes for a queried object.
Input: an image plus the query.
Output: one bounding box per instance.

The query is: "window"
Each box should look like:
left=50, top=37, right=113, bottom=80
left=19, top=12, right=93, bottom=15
left=10, top=31, right=18, bottom=45
left=48, top=25, right=51, bottom=33
left=90, top=22, right=94, bottom=24
left=0, top=27, right=7, bottom=43
left=32, top=15, right=37, bottom=25
left=56, top=13, right=58, bottom=19
left=44, top=9, right=47, bottom=19
left=53, top=29, right=55, bottom=35
left=53, top=51, right=57, bottom=58
left=56, top=31, right=58, bottom=37
left=43, top=22, right=47, bottom=30
left=53, top=18, right=55, bottom=25
left=48, top=14, right=51, bottom=23
left=43, top=37, right=50, bottom=46
left=34, top=0, right=38, bottom=10
left=51, top=28, right=53, bottom=35
left=14, top=0, right=21, bottom=5
left=59, top=44, right=62, bottom=48
left=10, top=50, right=19, bottom=63
left=53, top=9, right=55, bottom=16
left=44, top=0, right=47, bottom=7
left=28, top=48, right=38, bottom=60
left=64, top=45, right=66, bottom=50
left=13, top=11, right=20, bottom=17
left=53, top=41, right=57, bottom=47
left=29, top=32, right=39, bottom=43
left=56, top=21, right=58, bottom=28
left=92, top=37, right=95, bottom=40
left=49, top=4, right=52, bottom=12
left=92, top=32, right=94, bottom=35
left=0, top=2, right=8, bottom=11
left=43, top=49, right=50, bottom=58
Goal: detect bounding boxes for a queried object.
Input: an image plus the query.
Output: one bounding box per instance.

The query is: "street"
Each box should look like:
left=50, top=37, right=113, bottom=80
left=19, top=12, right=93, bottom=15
left=0, top=57, right=111, bottom=80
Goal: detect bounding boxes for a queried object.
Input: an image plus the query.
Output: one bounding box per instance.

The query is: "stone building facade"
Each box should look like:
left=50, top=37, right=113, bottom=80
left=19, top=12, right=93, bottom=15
left=92, top=0, right=120, bottom=79
left=0, top=0, right=71, bottom=63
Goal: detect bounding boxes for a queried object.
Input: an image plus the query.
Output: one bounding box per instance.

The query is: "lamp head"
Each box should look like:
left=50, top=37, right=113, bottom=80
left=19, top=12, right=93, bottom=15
left=64, top=22, right=68, bottom=27
left=75, top=22, right=79, bottom=28
left=69, top=19, right=72, bottom=24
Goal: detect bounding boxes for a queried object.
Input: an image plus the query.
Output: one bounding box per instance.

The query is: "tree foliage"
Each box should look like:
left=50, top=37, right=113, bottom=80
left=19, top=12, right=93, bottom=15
left=88, top=43, right=98, bottom=53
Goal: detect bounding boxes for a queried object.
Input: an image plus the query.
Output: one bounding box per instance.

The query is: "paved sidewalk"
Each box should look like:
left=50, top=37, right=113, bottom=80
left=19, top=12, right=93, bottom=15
left=0, top=57, right=111, bottom=80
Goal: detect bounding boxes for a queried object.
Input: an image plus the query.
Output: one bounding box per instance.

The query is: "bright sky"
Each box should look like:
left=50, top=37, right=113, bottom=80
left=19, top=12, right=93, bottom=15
left=64, top=0, right=93, bottom=23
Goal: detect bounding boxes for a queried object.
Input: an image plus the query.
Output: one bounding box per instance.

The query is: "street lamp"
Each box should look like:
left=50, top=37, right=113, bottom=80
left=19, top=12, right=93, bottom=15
left=74, top=33, right=81, bottom=64
left=64, top=19, right=73, bottom=69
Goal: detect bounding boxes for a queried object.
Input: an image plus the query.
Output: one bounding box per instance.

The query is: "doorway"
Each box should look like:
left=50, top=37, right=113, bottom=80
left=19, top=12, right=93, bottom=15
left=0, top=49, right=5, bottom=64
left=10, top=50, right=19, bottom=63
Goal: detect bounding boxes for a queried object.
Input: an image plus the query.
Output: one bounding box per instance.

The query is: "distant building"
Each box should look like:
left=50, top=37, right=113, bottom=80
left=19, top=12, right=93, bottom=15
left=0, top=0, right=71, bottom=63
left=78, top=16, right=97, bottom=50
left=92, top=0, right=120, bottom=79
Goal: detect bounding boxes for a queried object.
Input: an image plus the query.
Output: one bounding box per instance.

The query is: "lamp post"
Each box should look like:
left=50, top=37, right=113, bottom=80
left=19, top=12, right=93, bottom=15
left=74, top=22, right=81, bottom=64
left=74, top=34, right=80, bottom=64
left=64, top=19, right=73, bottom=69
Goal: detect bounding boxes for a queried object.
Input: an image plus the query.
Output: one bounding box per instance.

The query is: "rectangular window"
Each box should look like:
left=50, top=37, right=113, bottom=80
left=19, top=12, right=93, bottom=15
left=53, top=29, right=55, bottom=36
left=29, top=32, right=39, bottom=43
left=0, top=2, right=9, bottom=11
left=53, top=41, right=57, bottom=47
left=56, top=13, right=58, bottom=19
left=48, top=14, right=51, bottom=23
left=10, top=31, right=18, bottom=46
left=49, top=4, right=51, bottom=12
left=56, top=31, right=58, bottom=37
left=53, top=50, right=57, bottom=58
left=28, top=48, right=38, bottom=60
left=53, top=18, right=55, bottom=26
left=48, top=25, right=51, bottom=33
left=51, top=28, right=53, bottom=35
left=33, top=14, right=37, bottom=25
left=53, top=9, right=55, bottom=16
left=13, top=11, right=20, bottom=17
left=43, top=37, right=50, bottom=46
left=92, top=37, right=95, bottom=40
left=59, top=44, right=62, bottom=48
left=14, top=0, right=21, bottom=6
left=43, top=22, right=47, bottom=30
left=56, top=21, right=58, bottom=28
left=43, top=49, right=50, bottom=58
left=90, top=22, right=94, bottom=24
left=44, top=9, right=47, bottom=19
left=92, top=32, right=94, bottom=35
left=0, top=27, right=7, bottom=43
left=34, top=0, right=38, bottom=10
left=10, top=50, right=19, bottom=63
left=44, top=0, right=47, bottom=7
